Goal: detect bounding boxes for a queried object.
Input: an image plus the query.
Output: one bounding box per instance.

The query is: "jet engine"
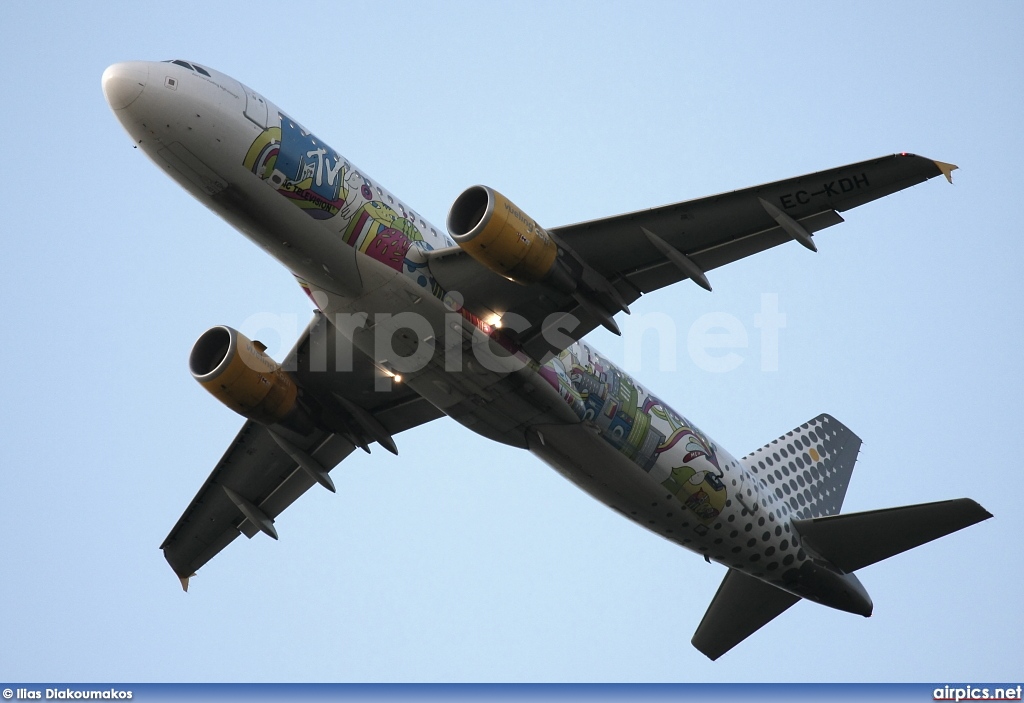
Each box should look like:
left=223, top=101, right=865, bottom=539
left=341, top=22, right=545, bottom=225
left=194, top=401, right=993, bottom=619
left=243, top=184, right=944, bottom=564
left=189, top=325, right=300, bottom=425
left=447, top=185, right=567, bottom=286
left=447, top=185, right=631, bottom=335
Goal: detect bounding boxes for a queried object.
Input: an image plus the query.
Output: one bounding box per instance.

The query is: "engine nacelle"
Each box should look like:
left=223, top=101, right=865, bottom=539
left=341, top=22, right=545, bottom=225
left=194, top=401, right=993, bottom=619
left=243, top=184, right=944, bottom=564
left=189, top=326, right=299, bottom=425
left=447, top=185, right=560, bottom=285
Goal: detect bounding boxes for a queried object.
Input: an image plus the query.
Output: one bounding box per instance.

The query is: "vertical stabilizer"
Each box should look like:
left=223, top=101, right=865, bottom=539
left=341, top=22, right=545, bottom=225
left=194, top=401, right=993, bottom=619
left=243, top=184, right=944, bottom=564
left=741, top=413, right=860, bottom=519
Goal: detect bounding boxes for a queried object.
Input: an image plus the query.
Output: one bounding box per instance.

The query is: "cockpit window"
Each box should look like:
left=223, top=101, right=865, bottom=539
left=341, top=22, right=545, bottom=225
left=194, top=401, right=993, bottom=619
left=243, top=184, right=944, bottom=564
left=162, top=59, right=212, bottom=77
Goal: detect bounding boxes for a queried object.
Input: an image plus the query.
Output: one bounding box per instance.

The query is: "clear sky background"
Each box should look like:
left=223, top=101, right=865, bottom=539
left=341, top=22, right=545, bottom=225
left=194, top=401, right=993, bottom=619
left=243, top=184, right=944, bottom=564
left=1, top=0, right=1021, bottom=683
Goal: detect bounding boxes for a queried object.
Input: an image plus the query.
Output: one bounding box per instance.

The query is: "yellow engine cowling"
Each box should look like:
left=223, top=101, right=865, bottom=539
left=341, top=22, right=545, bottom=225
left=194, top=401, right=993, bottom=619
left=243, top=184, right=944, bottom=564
left=189, top=326, right=299, bottom=425
left=447, top=185, right=559, bottom=284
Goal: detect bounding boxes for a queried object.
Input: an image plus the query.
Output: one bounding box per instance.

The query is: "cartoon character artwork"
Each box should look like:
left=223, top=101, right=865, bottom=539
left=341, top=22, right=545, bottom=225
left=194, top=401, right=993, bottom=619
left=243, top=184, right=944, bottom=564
left=648, top=403, right=726, bottom=522
left=243, top=113, right=350, bottom=220
left=661, top=461, right=727, bottom=523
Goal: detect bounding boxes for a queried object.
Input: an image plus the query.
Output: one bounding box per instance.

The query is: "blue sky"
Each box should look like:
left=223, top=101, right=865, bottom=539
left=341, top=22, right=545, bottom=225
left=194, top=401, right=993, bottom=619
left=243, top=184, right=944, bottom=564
left=1, top=0, right=1021, bottom=683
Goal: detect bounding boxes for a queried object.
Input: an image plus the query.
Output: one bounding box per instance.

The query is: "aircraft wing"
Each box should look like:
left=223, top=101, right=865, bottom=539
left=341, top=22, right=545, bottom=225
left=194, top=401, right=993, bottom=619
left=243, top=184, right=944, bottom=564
left=160, top=312, right=444, bottom=588
left=428, top=154, right=955, bottom=361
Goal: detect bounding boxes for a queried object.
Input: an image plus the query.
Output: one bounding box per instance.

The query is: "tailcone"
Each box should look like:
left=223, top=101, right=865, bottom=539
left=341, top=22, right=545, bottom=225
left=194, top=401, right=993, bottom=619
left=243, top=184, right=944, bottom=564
left=785, top=561, right=873, bottom=617
left=828, top=572, right=873, bottom=618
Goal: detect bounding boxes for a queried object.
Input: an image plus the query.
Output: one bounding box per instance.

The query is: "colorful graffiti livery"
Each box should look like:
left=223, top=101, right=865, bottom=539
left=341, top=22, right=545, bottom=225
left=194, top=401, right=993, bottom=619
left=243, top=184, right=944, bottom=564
left=104, top=59, right=989, bottom=662
left=244, top=113, right=436, bottom=275
left=540, top=344, right=727, bottom=524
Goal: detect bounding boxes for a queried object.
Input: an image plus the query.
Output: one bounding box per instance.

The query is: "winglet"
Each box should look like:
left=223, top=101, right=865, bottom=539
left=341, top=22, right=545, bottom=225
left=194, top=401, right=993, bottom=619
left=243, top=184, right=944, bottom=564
left=179, top=574, right=193, bottom=592
left=933, top=160, right=958, bottom=184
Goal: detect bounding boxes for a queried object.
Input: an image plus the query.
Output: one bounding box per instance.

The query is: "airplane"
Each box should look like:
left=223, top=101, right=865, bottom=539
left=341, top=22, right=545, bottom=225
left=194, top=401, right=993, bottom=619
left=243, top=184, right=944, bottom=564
left=102, top=59, right=991, bottom=660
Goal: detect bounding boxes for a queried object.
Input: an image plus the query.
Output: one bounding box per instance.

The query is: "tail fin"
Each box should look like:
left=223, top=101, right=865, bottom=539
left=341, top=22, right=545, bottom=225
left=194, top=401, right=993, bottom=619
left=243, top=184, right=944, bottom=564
left=793, top=498, right=992, bottom=573
left=691, top=569, right=800, bottom=661
left=741, top=413, right=860, bottom=519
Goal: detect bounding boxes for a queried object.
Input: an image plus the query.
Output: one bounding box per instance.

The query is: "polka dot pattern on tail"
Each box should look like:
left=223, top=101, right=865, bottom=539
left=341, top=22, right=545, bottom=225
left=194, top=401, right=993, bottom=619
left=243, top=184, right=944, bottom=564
left=739, top=414, right=862, bottom=519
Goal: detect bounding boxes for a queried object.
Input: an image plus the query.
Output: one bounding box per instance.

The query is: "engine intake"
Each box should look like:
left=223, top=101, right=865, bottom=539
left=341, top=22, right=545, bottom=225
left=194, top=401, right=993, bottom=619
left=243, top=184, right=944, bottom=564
left=447, top=185, right=559, bottom=285
left=190, top=326, right=299, bottom=425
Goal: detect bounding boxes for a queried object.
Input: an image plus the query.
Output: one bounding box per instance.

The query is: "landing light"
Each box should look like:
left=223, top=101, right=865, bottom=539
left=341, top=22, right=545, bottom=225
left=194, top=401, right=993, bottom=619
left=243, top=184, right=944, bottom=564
left=379, top=365, right=402, bottom=383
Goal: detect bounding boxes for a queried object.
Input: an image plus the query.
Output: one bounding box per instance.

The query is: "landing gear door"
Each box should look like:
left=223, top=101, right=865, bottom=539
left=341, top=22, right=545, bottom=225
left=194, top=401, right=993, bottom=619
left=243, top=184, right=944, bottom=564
left=244, top=86, right=269, bottom=129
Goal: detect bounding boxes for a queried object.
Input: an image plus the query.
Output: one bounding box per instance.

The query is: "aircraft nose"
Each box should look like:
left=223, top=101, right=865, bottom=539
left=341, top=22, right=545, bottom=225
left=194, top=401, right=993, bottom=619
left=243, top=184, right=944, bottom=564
left=102, top=62, right=149, bottom=110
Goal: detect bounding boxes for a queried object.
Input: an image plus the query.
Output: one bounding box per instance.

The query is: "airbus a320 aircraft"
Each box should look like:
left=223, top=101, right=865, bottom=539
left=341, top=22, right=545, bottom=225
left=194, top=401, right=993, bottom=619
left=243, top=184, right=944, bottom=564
left=103, top=59, right=991, bottom=660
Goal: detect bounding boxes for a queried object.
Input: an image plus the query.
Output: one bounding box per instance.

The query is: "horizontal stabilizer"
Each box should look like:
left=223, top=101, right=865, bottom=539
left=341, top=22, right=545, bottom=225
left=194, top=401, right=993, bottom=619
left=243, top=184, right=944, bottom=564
left=691, top=568, right=801, bottom=661
left=793, top=498, right=992, bottom=573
